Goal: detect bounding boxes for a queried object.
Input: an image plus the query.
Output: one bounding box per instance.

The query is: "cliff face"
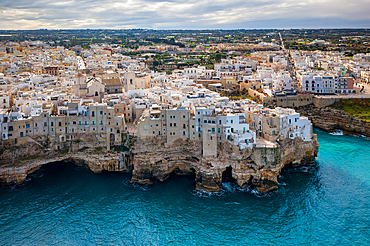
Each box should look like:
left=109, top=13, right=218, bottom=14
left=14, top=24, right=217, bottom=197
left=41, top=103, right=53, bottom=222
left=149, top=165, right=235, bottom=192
left=132, top=135, right=318, bottom=193
left=0, top=141, right=132, bottom=186
left=297, top=105, right=370, bottom=137
left=0, top=134, right=318, bottom=193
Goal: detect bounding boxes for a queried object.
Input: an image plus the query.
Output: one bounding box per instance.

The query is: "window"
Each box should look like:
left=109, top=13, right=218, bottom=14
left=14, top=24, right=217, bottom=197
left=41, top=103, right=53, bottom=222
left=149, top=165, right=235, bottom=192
left=183, top=131, right=185, bottom=135
left=34, top=123, right=37, bottom=127
left=183, top=115, right=185, bottom=118
left=145, top=124, right=147, bottom=129
left=183, top=124, right=186, bottom=129
left=231, top=120, right=233, bottom=124
left=92, top=111, right=95, bottom=117
left=204, top=120, right=207, bottom=123
left=58, top=122, right=62, bottom=127
left=128, top=113, right=130, bottom=116
left=92, top=121, right=95, bottom=125
left=218, top=128, right=220, bottom=133
left=100, top=121, right=103, bottom=125
left=174, top=123, right=176, bottom=127
left=9, top=126, right=13, bottom=131
left=192, top=125, right=194, bottom=128
left=170, top=123, right=172, bottom=127
left=100, top=111, right=103, bottom=115
left=79, top=121, right=81, bottom=125
left=44, top=122, right=47, bottom=127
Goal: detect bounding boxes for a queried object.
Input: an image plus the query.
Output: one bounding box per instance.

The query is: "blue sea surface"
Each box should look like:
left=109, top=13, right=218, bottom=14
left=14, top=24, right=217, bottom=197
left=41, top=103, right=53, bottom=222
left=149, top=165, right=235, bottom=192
left=0, top=129, right=370, bottom=245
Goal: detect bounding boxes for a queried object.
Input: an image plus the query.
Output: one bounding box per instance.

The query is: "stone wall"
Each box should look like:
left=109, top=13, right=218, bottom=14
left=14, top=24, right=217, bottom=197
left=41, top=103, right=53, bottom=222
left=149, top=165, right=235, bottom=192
left=312, top=97, right=340, bottom=108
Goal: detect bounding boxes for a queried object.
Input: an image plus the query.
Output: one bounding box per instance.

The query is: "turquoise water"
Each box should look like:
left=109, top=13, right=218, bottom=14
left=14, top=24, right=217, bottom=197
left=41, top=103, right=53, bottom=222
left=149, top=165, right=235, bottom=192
left=1, top=129, right=370, bottom=245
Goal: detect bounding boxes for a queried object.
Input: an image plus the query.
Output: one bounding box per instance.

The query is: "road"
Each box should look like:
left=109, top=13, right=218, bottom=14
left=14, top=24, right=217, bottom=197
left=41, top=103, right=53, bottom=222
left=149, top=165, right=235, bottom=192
left=279, top=32, right=297, bottom=84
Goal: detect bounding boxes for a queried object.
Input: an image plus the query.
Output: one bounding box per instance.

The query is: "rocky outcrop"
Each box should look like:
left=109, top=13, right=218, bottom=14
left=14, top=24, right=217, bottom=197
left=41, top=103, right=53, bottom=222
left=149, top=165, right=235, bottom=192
left=297, top=105, right=370, bottom=137
left=0, top=141, right=133, bottom=186
left=0, top=134, right=318, bottom=193
left=132, top=135, right=318, bottom=193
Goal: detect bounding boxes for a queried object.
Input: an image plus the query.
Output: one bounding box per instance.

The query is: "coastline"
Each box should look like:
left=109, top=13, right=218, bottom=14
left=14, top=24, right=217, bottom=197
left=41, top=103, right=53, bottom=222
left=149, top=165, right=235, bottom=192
left=0, top=134, right=318, bottom=193
left=297, top=105, right=370, bottom=138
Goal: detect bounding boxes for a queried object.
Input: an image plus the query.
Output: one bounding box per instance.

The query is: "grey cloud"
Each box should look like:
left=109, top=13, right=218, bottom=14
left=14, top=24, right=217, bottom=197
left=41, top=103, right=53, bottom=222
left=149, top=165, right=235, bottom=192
left=0, top=0, right=369, bottom=29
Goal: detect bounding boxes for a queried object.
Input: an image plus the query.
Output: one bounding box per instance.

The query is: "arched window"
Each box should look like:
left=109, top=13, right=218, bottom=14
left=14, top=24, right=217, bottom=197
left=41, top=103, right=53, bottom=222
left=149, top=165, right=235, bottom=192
left=95, top=91, right=98, bottom=96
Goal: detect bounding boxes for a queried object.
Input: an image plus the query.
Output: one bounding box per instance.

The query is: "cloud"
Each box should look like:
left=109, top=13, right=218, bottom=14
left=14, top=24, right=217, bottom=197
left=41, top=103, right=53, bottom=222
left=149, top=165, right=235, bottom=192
left=0, top=0, right=369, bottom=29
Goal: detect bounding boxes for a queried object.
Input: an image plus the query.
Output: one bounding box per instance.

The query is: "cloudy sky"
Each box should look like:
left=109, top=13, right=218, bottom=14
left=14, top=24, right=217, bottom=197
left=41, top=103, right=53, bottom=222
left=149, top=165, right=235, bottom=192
left=0, top=0, right=369, bottom=29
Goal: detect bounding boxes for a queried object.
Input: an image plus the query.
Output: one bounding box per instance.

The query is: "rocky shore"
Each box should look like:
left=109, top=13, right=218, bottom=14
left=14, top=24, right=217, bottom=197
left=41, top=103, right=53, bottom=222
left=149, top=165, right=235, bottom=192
left=297, top=105, right=370, bottom=138
left=0, top=134, right=318, bottom=193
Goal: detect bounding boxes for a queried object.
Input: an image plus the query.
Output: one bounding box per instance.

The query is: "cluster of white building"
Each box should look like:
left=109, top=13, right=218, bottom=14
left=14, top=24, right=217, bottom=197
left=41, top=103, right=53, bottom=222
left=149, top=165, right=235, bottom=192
left=0, top=41, right=316, bottom=152
left=137, top=78, right=313, bottom=157
left=291, top=50, right=370, bottom=94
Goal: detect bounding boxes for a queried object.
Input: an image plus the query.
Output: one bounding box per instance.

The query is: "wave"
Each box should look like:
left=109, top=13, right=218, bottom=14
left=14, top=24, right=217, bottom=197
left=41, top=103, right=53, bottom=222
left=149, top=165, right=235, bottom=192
left=192, top=188, right=225, bottom=198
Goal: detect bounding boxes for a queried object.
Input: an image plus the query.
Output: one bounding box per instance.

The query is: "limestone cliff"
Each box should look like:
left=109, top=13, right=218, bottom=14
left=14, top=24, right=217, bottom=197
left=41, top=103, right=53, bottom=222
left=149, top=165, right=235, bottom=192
left=132, top=135, right=318, bottom=193
left=0, top=134, right=318, bottom=193
left=0, top=141, right=132, bottom=186
left=297, top=105, right=370, bottom=137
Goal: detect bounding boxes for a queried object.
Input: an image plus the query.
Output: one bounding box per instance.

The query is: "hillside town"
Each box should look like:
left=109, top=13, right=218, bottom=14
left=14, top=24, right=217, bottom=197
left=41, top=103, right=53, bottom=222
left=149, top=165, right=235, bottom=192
left=0, top=32, right=369, bottom=153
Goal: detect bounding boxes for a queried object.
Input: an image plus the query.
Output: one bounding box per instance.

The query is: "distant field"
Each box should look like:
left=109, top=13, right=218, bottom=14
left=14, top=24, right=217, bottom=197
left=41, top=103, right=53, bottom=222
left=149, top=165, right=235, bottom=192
left=330, top=99, right=370, bottom=122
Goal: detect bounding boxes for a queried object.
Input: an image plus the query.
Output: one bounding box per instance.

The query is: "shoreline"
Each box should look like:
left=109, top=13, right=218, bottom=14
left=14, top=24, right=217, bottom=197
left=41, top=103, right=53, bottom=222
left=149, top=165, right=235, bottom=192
left=0, top=135, right=318, bottom=194
left=296, top=105, right=370, bottom=138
